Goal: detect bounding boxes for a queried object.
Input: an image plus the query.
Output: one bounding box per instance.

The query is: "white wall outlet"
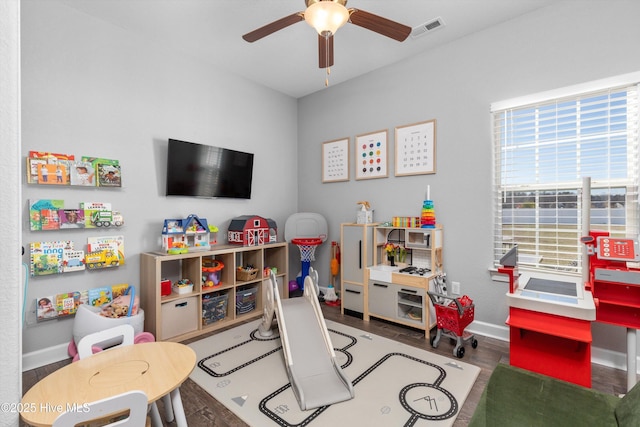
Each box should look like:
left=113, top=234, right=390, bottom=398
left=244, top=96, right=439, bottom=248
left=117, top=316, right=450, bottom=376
left=451, top=281, right=461, bottom=295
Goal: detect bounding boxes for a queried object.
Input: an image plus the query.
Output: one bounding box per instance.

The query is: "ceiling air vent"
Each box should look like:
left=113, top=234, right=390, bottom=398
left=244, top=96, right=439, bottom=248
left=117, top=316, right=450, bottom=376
left=411, top=17, right=445, bottom=39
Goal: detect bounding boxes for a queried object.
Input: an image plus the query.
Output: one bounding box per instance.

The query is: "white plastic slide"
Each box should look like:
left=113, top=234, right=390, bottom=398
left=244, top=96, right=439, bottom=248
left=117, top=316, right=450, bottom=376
left=259, top=268, right=354, bottom=410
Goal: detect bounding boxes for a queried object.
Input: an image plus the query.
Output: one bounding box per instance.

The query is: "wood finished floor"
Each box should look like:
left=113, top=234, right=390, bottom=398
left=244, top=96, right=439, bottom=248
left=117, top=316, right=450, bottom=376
left=22, top=304, right=629, bottom=426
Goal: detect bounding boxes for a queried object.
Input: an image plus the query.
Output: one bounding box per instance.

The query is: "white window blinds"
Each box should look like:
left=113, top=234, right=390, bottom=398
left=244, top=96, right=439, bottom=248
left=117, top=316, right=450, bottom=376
left=492, top=77, right=640, bottom=273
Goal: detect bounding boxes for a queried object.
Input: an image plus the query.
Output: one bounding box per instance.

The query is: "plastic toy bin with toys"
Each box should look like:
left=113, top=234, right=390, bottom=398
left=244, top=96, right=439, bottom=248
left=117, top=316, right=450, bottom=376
left=173, top=278, right=194, bottom=295
left=202, top=292, right=229, bottom=325
left=235, top=286, right=258, bottom=315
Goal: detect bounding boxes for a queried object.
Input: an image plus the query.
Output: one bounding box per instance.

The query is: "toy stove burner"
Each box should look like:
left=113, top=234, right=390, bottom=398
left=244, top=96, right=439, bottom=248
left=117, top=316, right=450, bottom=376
left=399, top=266, right=431, bottom=276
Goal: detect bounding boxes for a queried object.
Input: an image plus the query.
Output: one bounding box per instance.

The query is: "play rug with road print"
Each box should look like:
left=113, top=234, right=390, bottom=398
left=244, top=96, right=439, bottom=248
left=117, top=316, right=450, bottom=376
left=189, top=319, right=480, bottom=426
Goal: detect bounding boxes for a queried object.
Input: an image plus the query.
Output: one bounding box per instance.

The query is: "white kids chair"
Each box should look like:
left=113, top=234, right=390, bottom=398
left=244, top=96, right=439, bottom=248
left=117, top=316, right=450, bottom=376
left=52, top=390, right=149, bottom=427
left=76, top=325, right=174, bottom=426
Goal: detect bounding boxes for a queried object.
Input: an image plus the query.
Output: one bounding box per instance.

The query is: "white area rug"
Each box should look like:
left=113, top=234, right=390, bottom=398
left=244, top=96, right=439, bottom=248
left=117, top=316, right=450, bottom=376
left=189, top=319, right=480, bottom=426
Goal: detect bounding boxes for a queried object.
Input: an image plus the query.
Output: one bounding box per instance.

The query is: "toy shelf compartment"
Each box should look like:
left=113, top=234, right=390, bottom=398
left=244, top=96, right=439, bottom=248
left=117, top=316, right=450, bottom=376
left=159, top=254, right=201, bottom=302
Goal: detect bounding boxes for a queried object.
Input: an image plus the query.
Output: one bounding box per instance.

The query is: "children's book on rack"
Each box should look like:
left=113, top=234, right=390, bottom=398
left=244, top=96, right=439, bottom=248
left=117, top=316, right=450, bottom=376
left=40, top=208, right=61, bottom=230
left=55, top=291, right=82, bottom=317
left=26, top=152, right=74, bottom=184
left=81, top=202, right=111, bottom=228
left=96, top=163, right=121, bottom=187
left=62, top=249, right=85, bottom=272
left=70, top=160, right=96, bottom=186
left=88, top=235, right=125, bottom=265
left=88, top=286, right=113, bottom=307
left=35, top=285, right=126, bottom=322
left=29, top=240, right=72, bottom=276
left=36, top=296, right=58, bottom=321
left=29, top=199, right=64, bottom=231
left=59, top=209, right=85, bottom=229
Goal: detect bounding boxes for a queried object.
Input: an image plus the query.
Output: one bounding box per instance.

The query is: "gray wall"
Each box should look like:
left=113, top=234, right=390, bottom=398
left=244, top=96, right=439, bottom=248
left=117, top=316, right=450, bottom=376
left=20, top=1, right=298, bottom=357
left=297, top=0, right=640, bottom=353
left=18, top=0, right=640, bottom=364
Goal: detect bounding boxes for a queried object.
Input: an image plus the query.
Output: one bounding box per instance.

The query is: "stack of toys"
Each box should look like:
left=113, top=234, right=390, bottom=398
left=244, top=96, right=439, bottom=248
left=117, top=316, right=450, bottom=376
left=421, top=199, right=436, bottom=228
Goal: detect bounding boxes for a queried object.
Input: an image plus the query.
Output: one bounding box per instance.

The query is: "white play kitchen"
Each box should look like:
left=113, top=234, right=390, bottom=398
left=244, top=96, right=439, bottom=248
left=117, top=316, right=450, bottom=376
left=340, top=223, right=443, bottom=337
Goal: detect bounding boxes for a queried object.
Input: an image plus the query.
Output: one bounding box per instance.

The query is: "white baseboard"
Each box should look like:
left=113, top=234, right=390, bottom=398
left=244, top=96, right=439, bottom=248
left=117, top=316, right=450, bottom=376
left=22, top=320, right=639, bottom=374
left=23, top=342, right=71, bottom=371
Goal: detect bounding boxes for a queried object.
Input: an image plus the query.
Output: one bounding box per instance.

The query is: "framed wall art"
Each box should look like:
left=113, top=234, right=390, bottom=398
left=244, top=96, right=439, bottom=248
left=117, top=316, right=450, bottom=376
left=322, top=137, right=350, bottom=183
left=395, top=119, right=437, bottom=176
left=355, top=129, right=388, bottom=180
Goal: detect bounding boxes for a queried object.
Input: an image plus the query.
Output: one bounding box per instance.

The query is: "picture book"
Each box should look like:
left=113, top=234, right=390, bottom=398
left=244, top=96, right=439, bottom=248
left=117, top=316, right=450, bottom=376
left=81, top=156, right=119, bottom=168
left=26, top=158, right=47, bottom=184
left=29, top=151, right=75, bottom=160
left=59, top=209, right=85, bottom=229
left=97, top=163, right=122, bottom=187
left=80, top=202, right=112, bottom=228
left=111, top=283, right=130, bottom=298
left=70, top=161, right=96, bottom=186
left=88, top=286, right=112, bottom=307
left=29, top=199, right=64, bottom=231
left=88, top=235, right=125, bottom=265
left=36, top=162, right=70, bottom=186
left=55, top=291, right=81, bottom=317
left=78, top=290, right=89, bottom=306
left=80, top=201, right=111, bottom=211
left=36, top=296, right=58, bottom=321
left=27, top=153, right=74, bottom=184
left=62, top=249, right=85, bottom=272
left=40, top=209, right=61, bottom=230
left=29, top=241, right=72, bottom=276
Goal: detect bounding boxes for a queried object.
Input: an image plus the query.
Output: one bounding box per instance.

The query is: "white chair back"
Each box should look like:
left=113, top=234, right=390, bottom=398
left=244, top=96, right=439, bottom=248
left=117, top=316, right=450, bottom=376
left=52, top=390, right=149, bottom=426
left=77, top=324, right=135, bottom=360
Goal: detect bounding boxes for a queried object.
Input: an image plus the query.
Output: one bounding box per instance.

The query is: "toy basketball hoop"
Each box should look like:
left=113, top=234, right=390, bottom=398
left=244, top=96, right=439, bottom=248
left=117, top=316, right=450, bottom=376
left=292, top=237, right=322, bottom=261
left=291, top=237, right=323, bottom=290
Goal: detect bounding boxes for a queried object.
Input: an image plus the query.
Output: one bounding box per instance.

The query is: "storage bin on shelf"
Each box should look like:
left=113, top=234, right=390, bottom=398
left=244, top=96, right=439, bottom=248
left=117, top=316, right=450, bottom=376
left=236, top=286, right=258, bottom=315
left=202, top=293, right=229, bottom=325
left=236, top=267, right=258, bottom=281
left=173, top=278, right=194, bottom=294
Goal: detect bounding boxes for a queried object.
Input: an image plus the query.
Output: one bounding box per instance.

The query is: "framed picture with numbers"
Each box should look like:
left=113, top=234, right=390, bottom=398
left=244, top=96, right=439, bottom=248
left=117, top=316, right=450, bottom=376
left=395, top=119, right=437, bottom=176
left=322, top=137, right=350, bottom=183
left=355, top=129, right=388, bottom=180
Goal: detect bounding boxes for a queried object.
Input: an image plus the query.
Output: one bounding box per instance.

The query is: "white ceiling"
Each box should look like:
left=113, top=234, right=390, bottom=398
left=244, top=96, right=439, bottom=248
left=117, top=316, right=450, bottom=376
left=56, top=0, right=558, bottom=98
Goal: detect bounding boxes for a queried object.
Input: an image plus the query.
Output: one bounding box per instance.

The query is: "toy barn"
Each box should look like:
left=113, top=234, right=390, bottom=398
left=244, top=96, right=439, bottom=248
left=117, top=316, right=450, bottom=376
left=228, top=215, right=277, bottom=246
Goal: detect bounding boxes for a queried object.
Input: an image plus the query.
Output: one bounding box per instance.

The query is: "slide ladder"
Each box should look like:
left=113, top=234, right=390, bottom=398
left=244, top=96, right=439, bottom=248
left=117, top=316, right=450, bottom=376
left=259, top=268, right=354, bottom=410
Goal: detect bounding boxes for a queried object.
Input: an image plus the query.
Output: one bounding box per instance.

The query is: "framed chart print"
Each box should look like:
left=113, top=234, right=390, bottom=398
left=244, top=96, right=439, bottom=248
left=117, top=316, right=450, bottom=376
left=395, top=119, right=437, bottom=176
left=355, top=129, right=388, bottom=180
left=322, top=137, right=350, bottom=183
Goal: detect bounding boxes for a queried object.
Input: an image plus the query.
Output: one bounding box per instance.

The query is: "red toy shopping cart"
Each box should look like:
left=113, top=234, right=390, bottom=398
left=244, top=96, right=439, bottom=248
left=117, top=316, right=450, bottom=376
left=427, top=274, right=478, bottom=358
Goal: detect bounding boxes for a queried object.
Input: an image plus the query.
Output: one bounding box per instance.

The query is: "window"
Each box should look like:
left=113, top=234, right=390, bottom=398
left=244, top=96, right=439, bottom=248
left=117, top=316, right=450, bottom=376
left=492, top=74, right=640, bottom=274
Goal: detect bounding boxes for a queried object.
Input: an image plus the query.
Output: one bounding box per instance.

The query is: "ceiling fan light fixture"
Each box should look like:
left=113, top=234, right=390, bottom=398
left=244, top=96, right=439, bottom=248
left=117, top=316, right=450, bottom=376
left=304, top=0, right=349, bottom=36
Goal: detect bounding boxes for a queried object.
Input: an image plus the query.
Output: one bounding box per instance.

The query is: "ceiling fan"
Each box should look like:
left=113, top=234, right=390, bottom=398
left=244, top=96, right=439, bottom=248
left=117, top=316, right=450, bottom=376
left=242, top=0, right=411, bottom=84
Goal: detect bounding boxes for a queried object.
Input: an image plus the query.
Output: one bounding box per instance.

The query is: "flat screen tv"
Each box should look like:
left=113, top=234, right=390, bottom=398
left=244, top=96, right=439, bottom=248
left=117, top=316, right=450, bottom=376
left=166, top=139, right=254, bottom=199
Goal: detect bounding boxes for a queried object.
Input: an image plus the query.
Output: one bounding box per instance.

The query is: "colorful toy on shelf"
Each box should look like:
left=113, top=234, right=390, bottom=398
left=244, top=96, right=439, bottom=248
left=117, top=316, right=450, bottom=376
left=202, top=259, right=224, bottom=288
left=421, top=200, right=436, bottom=228
left=173, top=278, right=194, bottom=294
left=162, top=214, right=211, bottom=252
left=421, top=185, right=436, bottom=228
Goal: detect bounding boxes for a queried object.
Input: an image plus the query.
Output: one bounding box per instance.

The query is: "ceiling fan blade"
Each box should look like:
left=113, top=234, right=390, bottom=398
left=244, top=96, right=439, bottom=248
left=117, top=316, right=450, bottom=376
left=318, top=34, right=334, bottom=69
left=242, top=12, right=304, bottom=42
left=349, top=9, right=411, bottom=42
